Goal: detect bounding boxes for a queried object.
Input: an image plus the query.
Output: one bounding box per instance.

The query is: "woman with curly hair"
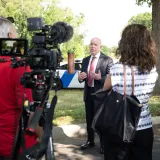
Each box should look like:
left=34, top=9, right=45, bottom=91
left=103, top=24, right=158, bottom=160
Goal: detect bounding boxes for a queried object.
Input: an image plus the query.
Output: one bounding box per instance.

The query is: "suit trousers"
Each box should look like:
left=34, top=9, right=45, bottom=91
left=104, top=127, right=153, bottom=160
left=85, top=86, right=95, bottom=142
left=85, top=86, right=104, bottom=146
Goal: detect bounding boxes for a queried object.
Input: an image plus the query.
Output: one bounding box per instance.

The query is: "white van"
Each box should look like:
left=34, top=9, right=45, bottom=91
left=57, top=60, right=84, bottom=88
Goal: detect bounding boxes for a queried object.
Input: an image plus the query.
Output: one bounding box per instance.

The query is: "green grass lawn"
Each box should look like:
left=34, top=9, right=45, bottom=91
left=49, top=89, right=85, bottom=126
left=49, top=89, right=160, bottom=126
left=149, top=96, right=160, bottom=116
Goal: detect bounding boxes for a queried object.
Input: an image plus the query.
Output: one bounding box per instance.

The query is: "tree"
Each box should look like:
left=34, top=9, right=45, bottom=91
left=0, top=0, right=44, bottom=39
left=136, top=0, right=160, bottom=95
left=83, top=45, right=90, bottom=57
left=101, top=45, right=110, bottom=56
left=0, top=0, right=85, bottom=59
left=136, top=0, right=152, bottom=7
left=110, top=46, right=118, bottom=54
left=42, top=4, right=85, bottom=59
left=128, top=12, right=152, bottom=30
left=83, top=44, right=116, bottom=58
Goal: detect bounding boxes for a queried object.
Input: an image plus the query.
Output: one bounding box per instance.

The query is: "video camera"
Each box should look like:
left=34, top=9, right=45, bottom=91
left=0, top=17, right=73, bottom=69
left=0, top=17, right=74, bottom=90
left=0, top=17, right=74, bottom=159
left=27, top=17, right=73, bottom=70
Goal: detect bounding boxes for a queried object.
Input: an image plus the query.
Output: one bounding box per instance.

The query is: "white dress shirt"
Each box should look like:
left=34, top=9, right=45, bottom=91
left=87, top=52, right=100, bottom=87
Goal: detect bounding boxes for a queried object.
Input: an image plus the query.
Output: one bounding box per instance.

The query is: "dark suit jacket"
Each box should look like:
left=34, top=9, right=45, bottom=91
left=80, top=52, right=113, bottom=101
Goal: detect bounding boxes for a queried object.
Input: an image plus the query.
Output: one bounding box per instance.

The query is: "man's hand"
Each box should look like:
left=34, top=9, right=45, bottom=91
left=93, top=70, right=101, bottom=80
left=78, top=71, right=87, bottom=80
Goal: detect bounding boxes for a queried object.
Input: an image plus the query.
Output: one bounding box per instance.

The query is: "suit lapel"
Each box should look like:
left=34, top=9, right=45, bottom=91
left=95, top=53, right=103, bottom=73
left=84, top=56, right=91, bottom=72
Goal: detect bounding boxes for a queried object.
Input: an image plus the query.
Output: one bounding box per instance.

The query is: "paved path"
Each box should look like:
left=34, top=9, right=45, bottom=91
left=41, top=117, right=160, bottom=159
left=53, top=134, right=160, bottom=160
left=54, top=136, right=103, bottom=160
left=153, top=135, right=160, bottom=160
left=51, top=122, right=160, bottom=160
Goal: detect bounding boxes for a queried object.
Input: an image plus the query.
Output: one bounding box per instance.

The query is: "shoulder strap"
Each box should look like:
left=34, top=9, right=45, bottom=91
left=131, top=66, right=134, bottom=95
left=123, top=65, right=135, bottom=96
left=123, top=64, right=126, bottom=97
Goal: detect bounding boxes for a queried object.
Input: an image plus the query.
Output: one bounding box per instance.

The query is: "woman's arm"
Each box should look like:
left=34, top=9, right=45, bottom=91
left=103, top=74, right=112, bottom=91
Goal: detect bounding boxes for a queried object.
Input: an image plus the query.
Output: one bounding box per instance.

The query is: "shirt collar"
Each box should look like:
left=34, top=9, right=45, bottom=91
left=91, top=52, right=100, bottom=59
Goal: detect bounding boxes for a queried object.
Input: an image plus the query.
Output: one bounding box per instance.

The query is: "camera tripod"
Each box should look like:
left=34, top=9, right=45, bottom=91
left=18, top=70, right=58, bottom=160
left=40, top=100, right=56, bottom=160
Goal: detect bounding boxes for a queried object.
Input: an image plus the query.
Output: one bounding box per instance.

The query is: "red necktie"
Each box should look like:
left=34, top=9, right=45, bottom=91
left=88, top=57, right=96, bottom=87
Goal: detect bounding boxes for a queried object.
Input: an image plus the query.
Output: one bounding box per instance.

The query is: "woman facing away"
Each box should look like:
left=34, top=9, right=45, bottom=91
left=103, top=24, right=158, bottom=160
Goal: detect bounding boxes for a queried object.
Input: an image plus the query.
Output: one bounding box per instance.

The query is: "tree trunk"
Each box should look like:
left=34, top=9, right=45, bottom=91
left=152, top=0, right=160, bottom=95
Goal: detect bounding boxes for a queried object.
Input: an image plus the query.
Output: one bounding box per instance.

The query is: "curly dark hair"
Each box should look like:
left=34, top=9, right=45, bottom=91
left=116, top=24, right=157, bottom=72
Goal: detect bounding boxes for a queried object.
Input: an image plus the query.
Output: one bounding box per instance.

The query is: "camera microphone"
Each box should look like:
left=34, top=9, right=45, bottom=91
left=50, top=21, right=74, bottom=43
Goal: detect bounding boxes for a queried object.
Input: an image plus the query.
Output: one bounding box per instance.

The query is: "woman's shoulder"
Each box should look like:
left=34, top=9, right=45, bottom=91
left=150, top=66, right=157, bottom=73
left=110, top=62, right=123, bottom=70
left=110, top=62, right=124, bottom=76
left=111, top=63, right=138, bottom=70
left=150, top=67, right=158, bottom=79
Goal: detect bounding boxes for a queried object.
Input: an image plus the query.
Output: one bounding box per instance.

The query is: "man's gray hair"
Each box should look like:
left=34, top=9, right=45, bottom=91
left=0, top=17, right=13, bottom=38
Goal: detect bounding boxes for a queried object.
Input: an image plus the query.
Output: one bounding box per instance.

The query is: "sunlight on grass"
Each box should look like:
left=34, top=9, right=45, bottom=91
left=53, top=116, right=74, bottom=126
left=149, top=96, right=160, bottom=116
left=49, top=89, right=86, bottom=126
left=49, top=89, right=160, bottom=126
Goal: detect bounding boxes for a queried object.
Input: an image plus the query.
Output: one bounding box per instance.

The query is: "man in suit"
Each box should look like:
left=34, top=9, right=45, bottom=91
left=78, top=37, right=113, bottom=154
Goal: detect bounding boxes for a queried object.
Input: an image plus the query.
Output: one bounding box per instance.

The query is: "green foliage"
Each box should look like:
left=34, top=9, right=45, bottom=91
left=83, top=44, right=117, bottom=58
left=136, top=0, right=152, bottom=7
left=101, top=45, right=110, bottom=56
left=128, top=12, right=152, bottom=30
left=0, top=0, right=85, bottom=59
left=110, top=46, right=118, bottom=54
left=101, top=45, right=117, bottom=58
left=0, top=0, right=43, bottom=39
left=49, top=89, right=85, bottom=126
left=149, top=96, right=160, bottom=116
left=83, top=45, right=90, bottom=57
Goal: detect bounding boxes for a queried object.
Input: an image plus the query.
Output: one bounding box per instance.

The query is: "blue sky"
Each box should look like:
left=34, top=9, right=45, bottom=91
left=60, top=0, right=151, bottom=47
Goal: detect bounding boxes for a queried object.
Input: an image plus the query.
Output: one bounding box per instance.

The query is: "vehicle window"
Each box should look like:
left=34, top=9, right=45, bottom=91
left=59, top=64, right=68, bottom=70
left=60, top=62, right=82, bottom=70
left=75, top=63, right=82, bottom=70
left=79, top=63, right=82, bottom=70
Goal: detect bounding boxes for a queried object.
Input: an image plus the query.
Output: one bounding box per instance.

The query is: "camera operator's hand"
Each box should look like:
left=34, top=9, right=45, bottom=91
left=78, top=71, right=87, bottom=81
